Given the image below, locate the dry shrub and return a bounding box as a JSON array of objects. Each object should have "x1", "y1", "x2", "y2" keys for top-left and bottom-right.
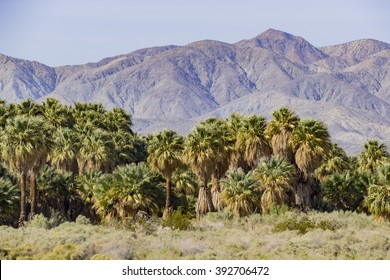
[{"x1": 1, "y1": 211, "x2": 389, "y2": 260}]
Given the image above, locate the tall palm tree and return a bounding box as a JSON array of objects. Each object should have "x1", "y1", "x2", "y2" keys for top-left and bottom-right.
[
  {"x1": 292, "y1": 119, "x2": 331, "y2": 179},
  {"x1": 147, "y1": 129, "x2": 184, "y2": 218},
  {"x1": 220, "y1": 168, "x2": 259, "y2": 217},
  {"x1": 0, "y1": 115, "x2": 52, "y2": 225},
  {"x1": 200, "y1": 118, "x2": 234, "y2": 211},
  {"x1": 234, "y1": 114, "x2": 271, "y2": 170},
  {"x1": 255, "y1": 156, "x2": 295, "y2": 213},
  {"x1": 183, "y1": 125, "x2": 222, "y2": 218},
  {"x1": 365, "y1": 164, "x2": 390, "y2": 221},
  {"x1": 291, "y1": 119, "x2": 330, "y2": 209},
  {"x1": 358, "y1": 139, "x2": 390, "y2": 173},
  {"x1": 265, "y1": 107, "x2": 300, "y2": 162}
]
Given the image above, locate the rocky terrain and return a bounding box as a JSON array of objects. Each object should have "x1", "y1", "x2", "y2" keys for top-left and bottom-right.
[{"x1": 1, "y1": 29, "x2": 390, "y2": 154}]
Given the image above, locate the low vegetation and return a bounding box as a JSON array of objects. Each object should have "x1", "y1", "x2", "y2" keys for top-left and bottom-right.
[{"x1": 0, "y1": 210, "x2": 389, "y2": 260}]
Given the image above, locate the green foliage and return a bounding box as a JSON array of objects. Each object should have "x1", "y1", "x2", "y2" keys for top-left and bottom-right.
[
  {"x1": 273, "y1": 216, "x2": 337, "y2": 234},
  {"x1": 232, "y1": 113, "x2": 271, "y2": 169},
  {"x1": 322, "y1": 171, "x2": 369, "y2": 211},
  {"x1": 0, "y1": 99, "x2": 389, "y2": 227},
  {"x1": 25, "y1": 213, "x2": 64, "y2": 229},
  {"x1": 90, "y1": 253, "x2": 111, "y2": 260},
  {"x1": 264, "y1": 203, "x2": 290, "y2": 216},
  {"x1": 365, "y1": 164, "x2": 390, "y2": 221},
  {"x1": 358, "y1": 139, "x2": 390, "y2": 173},
  {"x1": 0, "y1": 177, "x2": 19, "y2": 224},
  {"x1": 37, "y1": 165, "x2": 82, "y2": 220},
  {"x1": 292, "y1": 119, "x2": 331, "y2": 179},
  {"x1": 220, "y1": 169, "x2": 259, "y2": 217},
  {"x1": 0, "y1": 210, "x2": 389, "y2": 260},
  {"x1": 255, "y1": 156, "x2": 295, "y2": 213},
  {"x1": 93, "y1": 163, "x2": 165, "y2": 222},
  {"x1": 162, "y1": 209, "x2": 194, "y2": 230},
  {"x1": 75, "y1": 215, "x2": 91, "y2": 225}
]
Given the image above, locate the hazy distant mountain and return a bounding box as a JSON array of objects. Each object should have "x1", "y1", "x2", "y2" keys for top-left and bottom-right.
[{"x1": 1, "y1": 29, "x2": 390, "y2": 154}]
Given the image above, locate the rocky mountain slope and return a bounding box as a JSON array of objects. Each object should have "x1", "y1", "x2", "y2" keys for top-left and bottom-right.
[{"x1": 1, "y1": 29, "x2": 389, "y2": 154}]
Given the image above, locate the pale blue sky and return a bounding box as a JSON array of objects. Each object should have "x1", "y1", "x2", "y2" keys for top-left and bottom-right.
[{"x1": 0, "y1": 0, "x2": 389, "y2": 66}]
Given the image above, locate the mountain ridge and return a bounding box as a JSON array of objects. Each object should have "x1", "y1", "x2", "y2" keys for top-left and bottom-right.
[{"x1": 1, "y1": 29, "x2": 389, "y2": 154}]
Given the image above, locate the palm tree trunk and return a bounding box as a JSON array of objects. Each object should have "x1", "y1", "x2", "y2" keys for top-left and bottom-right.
[
  {"x1": 77, "y1": 158, "x2": 86, "y2": 175},
  {"x1": 18, "y1": 171, "x2": 27, "y2": 227},
  {"x1": 28, "y1": 171, "x2": 37, "y2": 220},
  {"x1": 211, "y1": 174, "x2": 222, "y2": 211},
  {"x1": 196, "y1": 180, "x2": 215, "y2": 219},
  {"x1": 163, "y1": 176, "x2": 173, "y2": 219},
  {"x1": 294, "y1": 182, "x2": 312, "y2": 209}
]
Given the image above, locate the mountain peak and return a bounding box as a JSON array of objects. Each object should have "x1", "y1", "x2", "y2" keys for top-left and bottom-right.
[
  {"x1": 242, "y1": 28, "x2": 328, "y2": 64},
  {"x1": 258, "y1": 28, "x2": 295, "y2": 40},
  {"x1": 320, "y1": 39, "x2": 390, "y2": 63}
]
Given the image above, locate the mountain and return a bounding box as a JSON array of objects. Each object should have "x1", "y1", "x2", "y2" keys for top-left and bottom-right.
[{"x1": 1, "y1": 29, "x2": 390, "y2": 154}]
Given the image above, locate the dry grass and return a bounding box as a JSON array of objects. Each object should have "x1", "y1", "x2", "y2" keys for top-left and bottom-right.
[{"x1": 0, "y1": 211, "x2": 389, "y2": 260}]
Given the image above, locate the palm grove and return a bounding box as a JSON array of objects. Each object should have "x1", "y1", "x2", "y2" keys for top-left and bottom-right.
[{"x1": 0, "y1": 99, "x2": 389, "y2": 227}]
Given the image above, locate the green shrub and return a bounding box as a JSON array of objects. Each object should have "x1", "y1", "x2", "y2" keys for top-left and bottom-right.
[
  {"x1": 90, "y1": 253, "x2": 111, "y2": 260},
  {"x1": 273, "y1": 216, "x2": 337, "y2": 234},
  {"x1": 162, "y1": 209, "x2": 194, "y2": 230},
  {"x1": 75, "y1": 215, "x2": 91, "y2": 225},
  {"x1": 26, "y1": 214, "x2": 51, "y2": 229},
  {"x1": 265, "y1": 203, "x2": 290, "y2": 216},
  {"x1": 37, "y1": 244, "x2": 81, "y2": 260},
  {"x1": 26, "y1": 212, "x2": 65, "y2": 229}
]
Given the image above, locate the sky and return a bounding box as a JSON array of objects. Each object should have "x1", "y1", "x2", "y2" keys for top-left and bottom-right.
[{"x1": 0, "y1": 0, "x2": 389, "y2": 67}]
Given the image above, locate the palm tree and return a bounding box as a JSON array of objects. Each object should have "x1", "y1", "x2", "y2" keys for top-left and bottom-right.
[
  {"x1": 358, "y1": 139, "x2": 390, "y2": 173},
  {"x1": 50, "y1": 127, "x2": 80, "y2": 174},
  {"x1": 183, "y1": 125, "x2": 221, "y2": 218},
  {"x1": 40, "y1": 98, "x2": 74, "y2": 128},
  {"x1": 322, "y1": 171, "x2": 368, "y2": 211},
  {"x1": 104, "y1": 107, "x2": 133, "y2": 133},
  {"x1": 172, "y1": 167, "x2": 199, "y2": 211},
  {"x1": 265, "y1": 107, "x2": 300, "y2": 162},
  {"x1": 76, "y1": 124, "x2": 115, "y2": 174},
  {"x1": 72, "y1": 102, "x2": 106, "y2": 129},
  {"x1": 75, "y1": 170, "x2": 104, "y2": 222},
  {"x1": 200, "y1": 118, "x2": 234, "y2": 211},
  {"x1": 315, "y1": 143, "x2": 350, "y2": 182},
  {"x1": 365, "y1": 164, "x2": 390, "y2": 221},
  {"x1": 37, "y1": 165, "x2": 79, "y2": 220},
  {"x1": 292, "y1": 119, "x2": 331, "y2": 179},
  {"x1": 228, "y1": 113, "x2": 248, "y2": 171},
  {"x1": 12, "y1": 98, "x2": 41, "y2": 117},
  {"x1": 147, "y1": 129, "x2": 184, "y2": 218},
  {"x1": 234, "y1": 113, "x2": 271, "y2": 171},
  {"x1": 220, "y1": 168, "x2": 259, "y2": 217},
  {"x1": 93, "y1": 163, "x2": 164, "y2": 222},
  {"x1": 0, "y1": 115, "x2": 52, "y2": 225},
  {"x1": 255, "y1": 156, "x2": 295, "y2": 213}
]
